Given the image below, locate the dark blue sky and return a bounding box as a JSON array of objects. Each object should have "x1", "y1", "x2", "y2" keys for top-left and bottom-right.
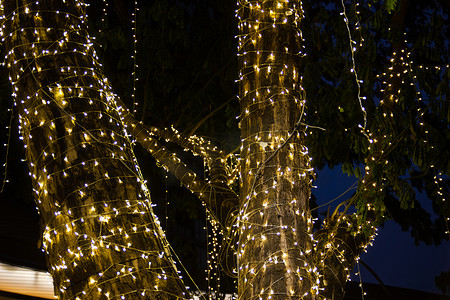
[{"x1": 314, "y1": 167, "x2": 450, "y2": 295}]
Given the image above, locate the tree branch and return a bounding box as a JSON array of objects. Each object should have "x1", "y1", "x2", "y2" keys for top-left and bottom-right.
[
  {"x1": 119, "y1": 108, "x2": 239, "y2": 229},
  {"x1": 147, "y1": 125, "x2": 225, "y2": 161}
]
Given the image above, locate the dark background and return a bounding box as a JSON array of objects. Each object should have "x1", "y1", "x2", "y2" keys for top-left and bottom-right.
[{"x1": 0, "y1": 0, "x2": 448, "y2": 297}]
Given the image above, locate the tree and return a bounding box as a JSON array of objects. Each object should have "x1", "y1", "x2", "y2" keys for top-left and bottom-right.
[
  {"x1": 0, "y1": 0, "x2": 188, "y2": 298},
  {"x1": 0, "y1": 0, "x2": 448, "y2": 299}
]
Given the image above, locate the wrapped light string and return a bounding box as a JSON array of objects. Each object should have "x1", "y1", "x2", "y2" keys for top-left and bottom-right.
[
  {"x1": 119, "y1": 110, "x2": 239, "y2": 229},
  {"x1": 117, "y1": 109, "x2": 242, "y2": 282},
  {"x1": 0, "y1": 0, "x2": 190, "y2": 298},
  {"x1": 137, "y1": 124, "x2": 235, "y2": 202},
  {"x1": 147, "y1": 125, "x2": 226, "y2": 164},
  {"x1": 236, "y1": 1, "x2": 325, "y2": 298},
  {"x1": 0, "y1": 0, "x2": 446, "y2": 299}
]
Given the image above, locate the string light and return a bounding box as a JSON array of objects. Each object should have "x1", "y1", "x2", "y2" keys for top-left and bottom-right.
[
  {"x1": 0, "y1": 0, "x2": 190, "y2": 298},
  {"x1": 0, "y1": 0, "x2": 446, "y2": 299},
  {"x1": 205, "y1": 211, "x2": 222, "y2": 299},
  {"x1": 118, "y1": 113, "x2": 239, "y2": 227},
  {"x1": 99, "y1": 0, "x2": 107, "y2": 38},
  {"x1": 236, "y1": 1, "x2": 324, "y2": 298},
  {"x1": 164, "y1": 170, "x2": 169, "y2": 231},
  {"x1": 0, "y1": 101, "x2": 14, "y2": 193},
  {"x1": 340, "y1": 0, "x2": 368, "y2": 138},
  {"x1": 131, "y1": 0, "x2": 138, "y2": 115},
  {"x1": 401, "y1": 46, "x2": 450, "y2": 240}
]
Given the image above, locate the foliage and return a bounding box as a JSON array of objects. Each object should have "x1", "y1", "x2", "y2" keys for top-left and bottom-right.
[
  {"x1": 88, "y1": 0, "x2": 239, "y2": 143},
  {"x1": 435, "y1": 269, "x2": 450, "y2": 295},
  {"x1": 0, "y1": 0, "x2": 448, "y2": 296},
  {"x1": 385, "y1": 0, "x2": 400, "y2": 13},
  {"x1": 301, "y1": 0, "x2": 449, "y2": 243}
]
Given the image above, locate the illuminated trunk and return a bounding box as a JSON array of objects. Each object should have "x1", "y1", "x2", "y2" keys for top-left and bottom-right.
[
  {"x1": 1, "y1": 0, "x2": 188, "y2": 298},
  {"x1": 237, "y1": 1, "x2": 319, "y2": 298}
]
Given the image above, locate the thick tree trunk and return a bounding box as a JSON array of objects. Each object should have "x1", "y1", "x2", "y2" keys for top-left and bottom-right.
[
  {"x1": 237, "y1": 1, "x2": 319, "y2": 298},
  {"x1": 1, "y1": 0, "x2": 188, "y2": 298}
]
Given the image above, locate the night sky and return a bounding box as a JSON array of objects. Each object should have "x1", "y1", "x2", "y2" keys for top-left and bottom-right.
[{"x1": 314, "y1": 167, "x2": 450, "y2": 295}]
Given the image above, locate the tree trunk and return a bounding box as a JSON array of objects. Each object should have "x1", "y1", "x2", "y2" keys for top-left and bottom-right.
[
  {"x1": 237, "y1": 1, "x2": 319, "y2": 298},
  {"x1": 1, "y1": 0, "x2": 188, "y2": 298}
]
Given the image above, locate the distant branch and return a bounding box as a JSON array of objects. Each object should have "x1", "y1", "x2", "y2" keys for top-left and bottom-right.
[
  {"x1": 119, "y1": 107, "x2": 239, "y2": 228},
  {"x1": 147, "y1": 125, "x2": 225, "y2": 161}
]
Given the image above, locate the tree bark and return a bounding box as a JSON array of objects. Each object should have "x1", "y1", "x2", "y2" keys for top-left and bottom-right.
[
  {"x1": 237, "y1": 1, "x2": 318, "y2": 298},
  {"x1": 119, "y1": 111, "x2": 239, "y2": 229},
  {"x1": 1, "y1": 0, "x2": 188, "y2": 298}
]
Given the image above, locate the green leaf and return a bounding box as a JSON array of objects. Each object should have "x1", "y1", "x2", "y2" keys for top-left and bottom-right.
[
  {"x1": 342, "y1": 162, "x2": 352, "y2": 176},
  {"x1": 354, "y1": 166, "x2": 362, "y2": 179},
  {"x1": 385, "y1": 0, "x2": 399, "y2": 14}
]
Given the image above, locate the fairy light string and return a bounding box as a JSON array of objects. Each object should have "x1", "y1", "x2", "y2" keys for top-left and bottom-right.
[
  {"x1": 340, "y1": 0, "x2": 368, "y2": 138},
  {"x1": 235, "y1": 0, "x2": 379, "y2": 298},
  {"x1": 404, "y1": 50, "x2": 450, "y2": 240},
  {"x1": 0, "y1": 1, "x2": 382, "y2": 298},
  {"x1": 0, "y1": 101, "x2": 15, "y2": 193},
  {"x1": 98, "y1": 0, "x2": 107, "y2": 40},
  {"x1": 338, "y1": 1, "x2": 373, "y2": 295},
  {"x1": 309, "y1": 2, "x2": 414, "y2": 297},
  {"x1": 0, "y1": 0, "x2": 446, "y2": 299},
  {"x1": 201, "y1": 158, "x2": 220, "y2": 298},
  {"x1": 337, "y1": 0, "x2": 449, "y2": 292},
  {"x1": 124, "y1": 121, "x2": 235, "y2": 204},
  {"x1": 0, "y1": 0, "x2": 191, "y2": 298},
  {"x1": 205, "y1": 211, "x2": 222, "y2": 298},
  {"x1": 119, "y1": 110, "x2": 239, "y2": 228},
  {"x1": 236, "y1": 0, "x2": 326, "y2": 298},
  {"x1": 131, "y1": 0, "x2": 138, "y2": 115}
]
